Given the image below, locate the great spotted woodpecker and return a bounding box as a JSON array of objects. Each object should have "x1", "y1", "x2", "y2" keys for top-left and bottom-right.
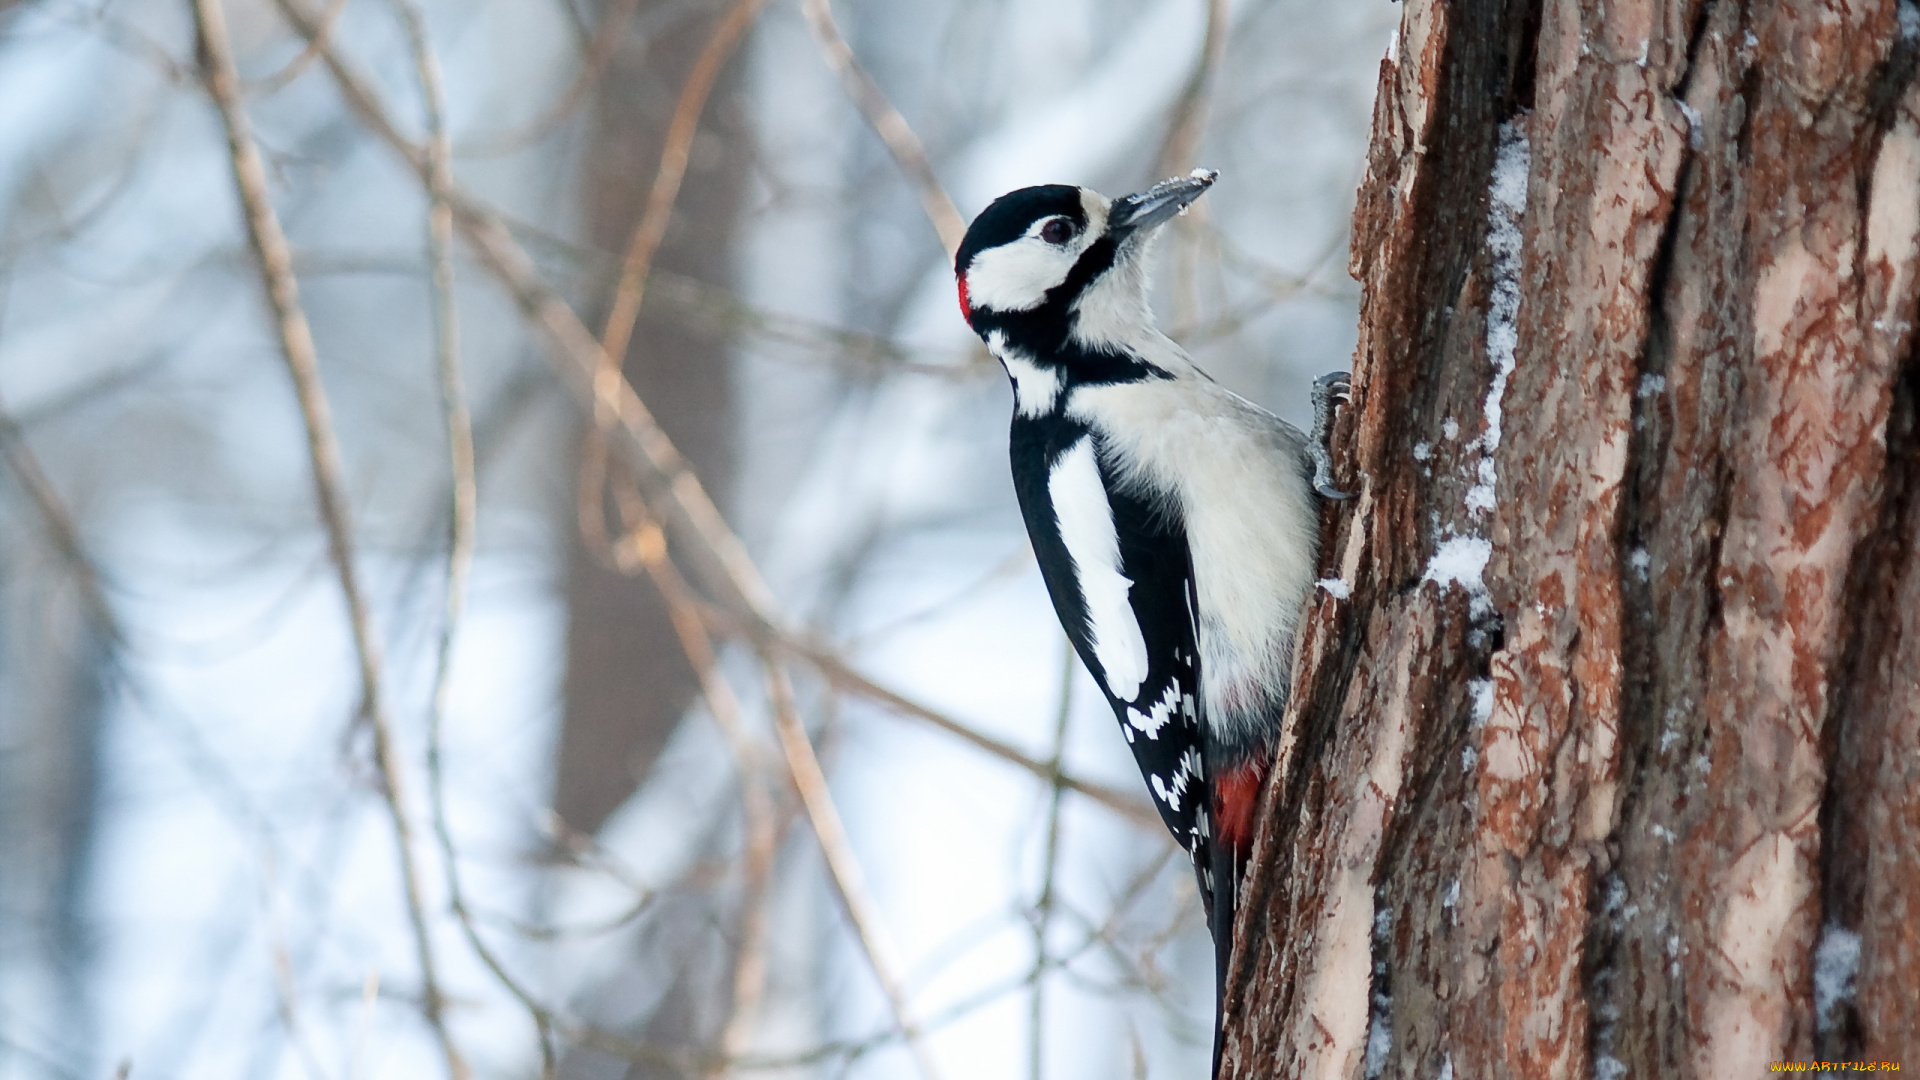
[{"x1": 954, "y1": 170, "x2": 1347, "y2": 1070}]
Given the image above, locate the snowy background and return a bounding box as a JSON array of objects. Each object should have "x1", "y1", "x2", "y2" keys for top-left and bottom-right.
[{"x1": 0, "y1": 0, "x2": 1392, "y2": 1077}]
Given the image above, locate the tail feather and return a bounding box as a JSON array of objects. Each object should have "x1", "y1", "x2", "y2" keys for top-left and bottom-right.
[
  {"x1": 1205, "y1": 834, "x2": 1240, "y2": 1078},
  {"x1": 1204, "y1": 753, "x2": 1267, "y2": 1078}
]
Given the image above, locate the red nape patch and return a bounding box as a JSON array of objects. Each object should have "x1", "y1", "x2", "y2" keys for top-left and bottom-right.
[
  {"x1": 1213, "y1": 758, "x2": 1270, "y2": 856},
  {"x1": 956, "y1": 276, "x2": 972, "y2": 326}
]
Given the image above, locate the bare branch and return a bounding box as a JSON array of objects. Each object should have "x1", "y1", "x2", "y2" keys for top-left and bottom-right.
[
  {"x1": 598, "y1": 0, "x2": 767, "y2": 373},
  {"x1": 1153, "y1": 0, "x2": 1228, "y2": 178},
  {"x1": 607, "y1": 514, "x2": 777, "y2": 1077},
  {"x1": 386, "y1": 3, "x2": 563, "y2": 1072},
  {"x1": 187, "y1": 2, "x2": 465, "y2": 1075},
  {"x1": 763, "y1": 660, "x2": 947, "y2": 1080},
  {"x1": 1027, "y1": 640, "x2": 1075, "y2": 1080},
  {"x1": 456, "y1": 0, "x2": 644, "y2": 157},
  {"x1": 248, "y1": 0, "x2": 350, "y2": 96},
  {"x1": 799, "y1": 0, "x2": 964, "y2": 257},
  {"x1": 766, "y1": 632, "x2": 1163, "y2": 832},
  {"x1": 0, "y1": 392, "x2": 119, "y2": 641}
]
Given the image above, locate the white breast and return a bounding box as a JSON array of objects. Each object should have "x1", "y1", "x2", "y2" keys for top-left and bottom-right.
[{"x1": 1066, "y1": 361, "x2": 1317, "y2": 742}]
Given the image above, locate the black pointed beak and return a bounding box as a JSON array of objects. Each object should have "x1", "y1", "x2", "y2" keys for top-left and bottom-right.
[{"x1": 1109, "y1": 168, "x2": 1218, "y2": 239}]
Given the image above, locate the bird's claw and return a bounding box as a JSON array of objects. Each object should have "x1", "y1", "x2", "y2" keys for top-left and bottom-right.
[{"x1": 1310, "y1": 372, "x2": 1354, "y2": 501}]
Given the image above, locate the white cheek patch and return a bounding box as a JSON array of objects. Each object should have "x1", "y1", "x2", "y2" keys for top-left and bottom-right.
[
  {"x1": 1050, "y1": 438, "x2": 1148, "y2": 702},
  {"x1": 965, "y1": 238, "x2": 1074, "y2": 313}
]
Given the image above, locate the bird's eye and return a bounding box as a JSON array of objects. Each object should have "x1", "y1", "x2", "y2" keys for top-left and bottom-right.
[{"x1": 1040, "y1": 218, "x2": 1076, "y2": 244}]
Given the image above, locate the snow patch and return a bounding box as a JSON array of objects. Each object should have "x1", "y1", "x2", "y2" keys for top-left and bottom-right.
[
  {"x1": 1813, "y1": 924, "x2": 1862, "y2": 1033},
  {"x1": 1901, "y1": 1, "x2": 1920, "y2": 41},
  {"x1": 1638, "y1": 373, "x2": 1667, "y2": 398},
  {"x1": 1468, "y1": 677, "x2": 1494, "y2": 727},
  {"x1": 1364, "y1": 1005, "x2": 1393, "y2": 1078},
  {"x1": 1425, "y1": 537, "x2": 1493, "y2": 617},
  {"x1": 1412, "y1": 440, "x2": 1430, "y2": 461},
  {"x1": 1365, "y1": 905, "x2": 1394, "y2": 1079},
  {"x1": 1596, "y1": 1054, "x2": 1629, "y2": 1080},
  {"x1": 1676, "y1": 100, "x2": 1703, "y2": 150},
  {"x1": 1317, "y1": 577, "x2": 1351, "y2": 600},
  {"x1": 1481, "y1": 119, "x2": 1528, "y2": 461}
]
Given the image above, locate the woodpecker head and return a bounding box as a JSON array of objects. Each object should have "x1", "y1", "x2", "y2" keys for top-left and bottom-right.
[{"x1": 954, "y1": 170, "x2": 1217, "y2": 355}]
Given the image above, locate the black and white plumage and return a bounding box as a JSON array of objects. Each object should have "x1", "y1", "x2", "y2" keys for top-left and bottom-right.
[{"x1": 955, "y1": 171, "x2": 1345, "y2": 1071}]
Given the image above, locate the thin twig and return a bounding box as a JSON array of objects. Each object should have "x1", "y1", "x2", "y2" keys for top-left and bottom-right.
[
  {"x1": 248, "y1": 0, "x2": 351, "y2": 95},
  {"x1": 388, "y1": 3, "x2": 561, "y2": 1072},
  {"x1": 598, "y1": 0, "x2": 767, "y2": 373},
  {"x1": 188, "y1": 2, "x2": 465, "y2": 1076},
  {"x1": 456, "y1": 0, "x2": 643, "y2": 157},
  {"x1": 762, "y1": 661, "x2": 947, "y2": 1080},
  {"x1": 0, "y1": 393, "x2": 119, "y2": 641},
  {"x1": 580, "y1": 0, "x2": 768, "y2": 593},
  {"x1": 607, "y1": 508, "x2": 777, "y2": 1077},
  {"x1": 1153, "y1": 0, "x2": 1228, "y2": 178},
  {"x1": 767, "y1": 631, "x2": 1161, "y2": 831},
  {"x1": 1160, "y1": 0, "x2": 1228, "y2": 330},
  {"x1": 799, "y1": 0, "x2": 963, "y2": 257},
  {"x1": 1027, "y1": 638, "x2": 1076, "y2": 1080}
]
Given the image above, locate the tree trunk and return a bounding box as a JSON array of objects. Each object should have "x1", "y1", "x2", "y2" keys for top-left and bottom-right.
[
  {"x1": 555, "y1": 0, "x2": 750, "y2": 836},
  {"x1": 1221, "y1": 2, "x2": 1920, "y2": 1077}
]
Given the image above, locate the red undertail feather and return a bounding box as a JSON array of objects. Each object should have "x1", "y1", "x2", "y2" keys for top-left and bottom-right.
[{"x1": 1213, "y1": 757, "x2": 1269, "y2": 857}]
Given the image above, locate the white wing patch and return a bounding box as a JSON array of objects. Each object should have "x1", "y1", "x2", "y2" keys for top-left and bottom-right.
[{"x1": 1049, "y1": 438, "x2": 1148, "y2": 702}]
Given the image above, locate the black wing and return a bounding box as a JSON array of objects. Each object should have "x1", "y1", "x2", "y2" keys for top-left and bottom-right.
[{"x1": 1009, "y1": 420, "x2": 1211, "y2": 880}]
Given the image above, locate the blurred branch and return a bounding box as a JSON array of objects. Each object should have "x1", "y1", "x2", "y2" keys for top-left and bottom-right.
[
  {"x1": 598, "y1": 0, "x2": 766, "y2": 372},
  {"x1": 763, "y1": 630, "x2": 1163, "y2": 832},
  {"x1": 187, "y1": 3, "x2": 466, "y2": 1077},
  {"x1": 607, "y1": 511, "x2": 777, "y2": 1077},
  {"x1": 385, "y1": 0, "x2": 568, "y2": 1075},
  {"x1": 249, "y1": 0, "x2": 349, "y2": 95},
  {"x1": 457, "y1": 0, "x2": 644, "y2": 156},
  {"x1": 763, "y1": 661, "x2": 946, "y2": 1080},
  {"x1": 1027, "y1": 639, "x2": 1075, "y2": 1080},
  {"x1": 0, "y1": 393, "x2": 119, "y2": 640},
  {"x1": 1154, "y1": 0, "x2": 1228, "y2": 177},
  {"x1": 579, "y1": 0, "x2": 767, "y2": 611},
  {"x1": 799, "y1": 0, "x2": 964, "y2": 257}
]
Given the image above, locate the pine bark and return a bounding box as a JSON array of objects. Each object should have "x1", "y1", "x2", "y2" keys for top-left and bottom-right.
[{"x1": 1221, "y1": 2, "x2": 1920, "y2": 1076}]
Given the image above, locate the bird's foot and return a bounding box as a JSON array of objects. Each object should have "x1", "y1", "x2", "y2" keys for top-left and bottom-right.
[{"x1": 1309, "y1": 371, "x2": 1353, "y2": 501}]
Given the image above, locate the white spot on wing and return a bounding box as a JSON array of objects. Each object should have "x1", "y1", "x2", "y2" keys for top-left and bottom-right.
[
  {"x1": 1051, "y1": 438, "x2": 1148, "y2": 701},
  {"x1": 1149, "y1": 772, "x2": 1186, "y2": 812},
  {"x1": 1128, "y1": 682, "x2": 1181, "y2": 739}
]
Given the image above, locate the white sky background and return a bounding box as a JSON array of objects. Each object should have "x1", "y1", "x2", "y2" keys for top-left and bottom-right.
[{"x1": 0, "y1": 1, "x2": 1394, "y2": 1077}]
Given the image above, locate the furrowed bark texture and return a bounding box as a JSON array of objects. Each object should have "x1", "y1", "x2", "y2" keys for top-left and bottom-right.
[{"x1": 1221, "y1": 2, "x2": 1920, "y2": 1077}]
